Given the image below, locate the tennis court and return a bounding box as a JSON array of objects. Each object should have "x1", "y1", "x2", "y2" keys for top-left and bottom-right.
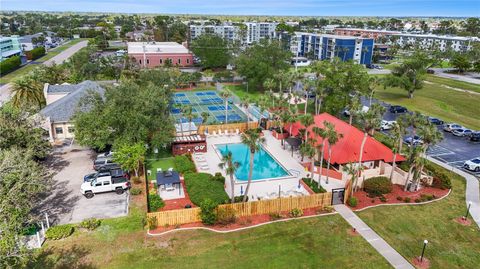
[{"x1": 171, "y1": 90, "x2": 247, "y2": 124}]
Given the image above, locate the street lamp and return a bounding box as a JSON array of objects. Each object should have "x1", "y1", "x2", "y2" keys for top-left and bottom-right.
[
  {"x1": 420, "y1": 239, "x2": 428, "y2": 263},
  {"x1": 463, "y1": 201, "x2": 472, "y2": 220}
]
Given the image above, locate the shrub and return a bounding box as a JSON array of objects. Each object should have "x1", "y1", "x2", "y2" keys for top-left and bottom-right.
[
  {"x1": 301, "y1": 178, "x2": 326, "y2": 193},
  {"x1": 216, "y1": 207, "x2": 236, "y2": 225},
  {"x1": 26, "y1": 47, "x2": 46, "y2": 60},
  {"x1": 404, "y1": 197, "x2": 411, "y2": 203},
  {"x1": 148, "y1": 194, "x2": 165, "y2": 212},
  {"x1": 184, "y1": 172, "x2": 229, "y2": 206},
  {"x1": 379, "y1": 196, "x2": 387, "y2": 202},
  {"x1": 147, "y1": 216, "x2": 157, "y2": 230},
  {"x1": 200, "y1": 199, "x2": 217, "y2": 225},
  {"x1": 348, "y1": 197, "x2": 358, "y2": 207},
  {"x1": 0, "y1": 55, "x2": 21, "y2": 74},
  {"x1": 290, "y1": 208, "x2": 303, "y2": 218},
  {"x1": 420, "y1": 194, "x2": 434, "y2": 202},
  {"x1": 45, "y1": 224, "x2": 74, "y2": 240},
  {"x1": 130, "y1": 188, "x2": 142, "y2": 195},
  {"x1": 363, "y1": 176, "x2": 393, "y2": 197},
  {"x1": 173, "y1": 154, "x2": 196, "y2": 174},
  {"x1": 424, "y1": 161, "x2": 452, "y2": 189},
  {"x1": 414, "y1": 198, "x2": 421, "y2": 203},
  {"x1": 234, "y1": 195, "x2": 248, "y2": 203},
  {"x1": 396, "y1": 196, "x2": 403, "y2": 201},
  {"x1": 269, "y1": 212, "x2": 282, "y2": 220},
  {"x1": 323, "y1": 206, "x2": 335, "y2": 213},
  {"x1": 78, "y1": 218, "x2": 101, "y2": 230},
  {"x1": 212, "y1": 172, "x2": 226, "y2": 184}
]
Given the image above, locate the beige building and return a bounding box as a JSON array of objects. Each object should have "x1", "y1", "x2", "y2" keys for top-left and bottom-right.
[{"x1": 39, "y1": 81, "x2": 104, "y2": 142}]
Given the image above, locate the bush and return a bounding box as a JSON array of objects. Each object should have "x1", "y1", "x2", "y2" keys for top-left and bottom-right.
[
  {"x1": 363, "y1": 176, "x2": 393, "y2": 197},
  {"x1": 26, "y1": 47, "x2": 46, "y2": 60},
  {"x1": 290, "y1": 208, "x2": 303, "y2": 218},
  {"x1": 184, "y1": 172, "x2": 229, "y2": 206},
  {"x1": 130, "y1": 188, "x2": 142, "y2": 195},
  {"x1": 213, "y1": 70, "x2": 234, "y2": 82},
  {"x1": 323, "y1": 206, "x2": 335, "y2": 213},
  {"x1": 348, "y1": 197, "x2": 358, "y2": 207},
  {"x1": 404, "y1": 197, "x2": 411, "y2": 203},
  {"x1": 420, "y1": 194, "x2": 434, "y2": 202},
  {"x1": 0, "y1": 55, "x2": 21, "y2": 74},
  {"x1": 216, "y1": 207, "x2": 236, "y2": 225},
  {"x1": 147, "y1": 216, "x2": 157, "y2": 230},
  {"x1": 78, "y1": 218, "x2": 101, "y2": 230},
  {"x1": 414, "y1": 198, "x2": 421, "y2": 203},
  {"x1": 301, "y1": 178, "x2": 326, "y2": 193},
  {"x1": 269, "y1": 212, "x2": 282, "y2": 220},
  {"x1": 396, "y1": 196, "x2": 403, "y2": 201},
  {"x1": 379, "y1": 196, "x2": 387, "y2": 202},
  {"x1": 45, "y1": 224, "x2": 74, "y2": 240},
  {"x1": 212, "y1": 172, "x2": 226, "y2": 184},
  {"x1": 148, "y1": 194, "x2": 165, "y2": 212},
  {"x1": 173, "y1": 154, "x2": 196, "y2": 174},
  {"x1": 234, "y1": 195, "x2": 248, "y2": 203},
  {"x1": 200, "y1": 199, "x2": 218, "y2": 225},
  {"x1": 424, "y1": 161, "x2": 452, "y2": 189}
]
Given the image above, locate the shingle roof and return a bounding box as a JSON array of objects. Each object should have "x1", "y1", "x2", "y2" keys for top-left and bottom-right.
[
  {"x1": 46, "y1": 83, "x2": 79, "y2": 94},
  {"x1": 288, "y1": 113, "x2": 405, "y2": 165},
  {"x1": 40, "y1": 81, "x2": 104, "y2": 122}
]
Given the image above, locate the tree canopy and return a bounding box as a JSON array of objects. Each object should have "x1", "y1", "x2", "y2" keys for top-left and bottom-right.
[{"x1": 190, "y1": 34, "x2": 232, "y2": 69}]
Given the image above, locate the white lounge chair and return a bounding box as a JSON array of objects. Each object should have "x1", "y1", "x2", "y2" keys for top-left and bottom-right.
[
  {"x1": 224, "y1": 129, "x2": 229, "y2": 136},
  {"x1": 157, "y1": 168, "x2": 162, "y2": 172},
  {"x1": 147, "y1": 170, "x2": 151, "y2": 176},
  {"x1": 168, "y1": 167, "x2": 173, "y2": 171},
  {"x1": 218, "y1": 130, "x2": 223, "y2": 136},
  {"x1": 212, "y1": 131, "x2": 217, "y2": 137},
  {"x1": 235, "y1": 129, "x2": 240, "y2": 135}
]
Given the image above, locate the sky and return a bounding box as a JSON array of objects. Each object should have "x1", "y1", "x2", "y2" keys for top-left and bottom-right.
[{"x1": 1, "y1": 0, "x2": 479, "y2": 17}]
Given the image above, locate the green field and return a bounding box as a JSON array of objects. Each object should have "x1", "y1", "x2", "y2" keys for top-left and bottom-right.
[
  {"x1": 145, "y1": 158, "x2": 175, "y2": 181},
  {"x1": 375, "y1": 81, "x2": 480, "y2": 130},
  {"x1": 424, "y1": 75, "x2": 480, "y2": 93},
  {"x1": 224, "y1": 84, "x2": 264, "y2": 102},
  {"x1": 0, "y1": 39, "x2": 86, "y2": 84},
  {"x1": 358, "y1": 164, "x2": 480, "y2": 269}
]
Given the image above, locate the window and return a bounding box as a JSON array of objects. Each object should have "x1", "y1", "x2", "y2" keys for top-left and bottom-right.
[
  {"x1": 103, "y1": 181, "x2": 110, "y2": 186},
  {"x1": 95, "y1": 182, "x2": 102, "y2": 187},
  {"x1": 55, "y1": 127, "x2": 63, "y2": 134},
  {"x1": 160, "y1": 58, "x2": 163, "y2": 64},
  {"x1": 186, "y1": 58, "x2": 190, "y2": 64},
  {"x1": 177, "y1": 58, "x2": 181, "y2": 64},
  {"x1": 139, "y1": 59, "x2": 142, "y2": 64},
  {"x1": 68, "y1": 126, "x2": 75, "y2": 133}
]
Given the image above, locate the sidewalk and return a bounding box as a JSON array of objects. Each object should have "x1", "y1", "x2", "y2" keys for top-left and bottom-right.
[
  {"x1": 427, "y1": 157, "x2": 480, "y2": 227},
  {"x1": 334, "y1": 204, "x2": 414, "y2": 269}
]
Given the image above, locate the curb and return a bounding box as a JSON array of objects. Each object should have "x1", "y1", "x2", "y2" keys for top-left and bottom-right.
[
  {"x1": 147, "y1": 212, "x2": 338, "y2": 236},
  {"x1": 352, "y1": 189, "x2": 452, "y2": 212}
]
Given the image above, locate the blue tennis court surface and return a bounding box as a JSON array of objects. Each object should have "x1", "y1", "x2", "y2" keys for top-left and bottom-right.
[{"x1": 171, "y1": 90, "x2": 247, "y2": 124}]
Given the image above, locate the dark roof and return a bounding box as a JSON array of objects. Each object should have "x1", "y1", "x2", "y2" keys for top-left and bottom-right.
[
  {"x1": 46, "y1": 83, "x2": 81, "y2": 94},
  {"x1": 156, "y1": 171, "x2": 181, "y2": 185},
  {"x1": 40, "y1": 81, "x2": 104, "y2": 122},
  {"x1": 20, "y1": 31, "x2": 56, "y2": 43}
]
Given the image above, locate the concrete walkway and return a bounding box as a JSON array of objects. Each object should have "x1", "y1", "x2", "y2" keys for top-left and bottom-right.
[
  {"x1": 427, "y1": 157, "x2": 480, "y2": 227},
  {"x1": 334, "y1": 204, "x2": 415, "y2": 269}
]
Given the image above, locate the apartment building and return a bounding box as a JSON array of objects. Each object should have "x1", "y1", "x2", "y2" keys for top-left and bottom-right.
[
  {"x1": 334, "y1": 28, "x2": 401, "y2": 40},
  {"x1": 244, "y1": 22, "x2": 279, "y2": 44},
  {"x1": 0, "y1": 35, "x2": 22, "y2": 61},
  {"x1": 388, "y1": 33, "x2": 477, "y2": 52},
  {"x1": 189, "y1": 25, "x2": 241, "y2": 43},
  {"x1": 292, "y1": 32, "x2": 374, "y2": 65},
  {"x1": 127, "y1": 42, "x2": 194, "y2": 68}
]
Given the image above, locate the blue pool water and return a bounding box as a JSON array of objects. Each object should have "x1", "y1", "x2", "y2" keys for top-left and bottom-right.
[{"x1": 216, "y1": 143, "x2": 289, "y2": 181}]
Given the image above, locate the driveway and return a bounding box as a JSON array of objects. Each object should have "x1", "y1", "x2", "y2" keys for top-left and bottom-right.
[
  {"x1": 431, "y1": 68, "x2": 480, "y2": 85},
  {"x1": 35, "y1": 143, "x2": 129, "y2": 225}
]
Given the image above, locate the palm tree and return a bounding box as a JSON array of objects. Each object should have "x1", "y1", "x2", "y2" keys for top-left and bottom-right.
[
  {"x1": 286, "y1": 106, "x2": 298, "y2": 136},
  {"x1": 312, "y1": 125, "x2": 327, "y2": 184},
  {"x1": 389, "y1": 121, "x2": 407, "y2": 182},
  {"x1": 346, "y1": 95, "x2": 362, "y2": 125},
  {"x1": 404, "y1": 146, "x2": 423, "y2": 191},
  {"x1": 405, "y1": 112, "x2": 426, "y2": 148},
  {"x1": 220, "y1": 89, "x2": 231, "y2": 124},
  {"x1": 279, "y1": 111, "x2": 290, "y2": 147},
  {"x1": 263, "y1": 78, "x2": 276, "y2": 106},
  {"x1": 356, "y1": 103, "x2": 385, "y2": 191},
  {"x1": 325, "y1": 122, "x2": 343, "y2": 184},
  {"x1": 302, "y1": 78, "x2": 314, "y2": 114},
  {"x1": 301, "y1": 142, "x2": 316, "y2": 181},
  {"x1": 299, "y1": 114, "x2": 314, "y2": 143},
  {"x1": 343, "y1": 162, "x2": 364, "y2": 196},
  {"x1": 218, "y1": 151, "x2": 240, "y2": 203},
  {"x1": 241, "y1": 128, "x2": 266, "y2": 202},
  {"x1": 314, "y1": 83, "x2": 326, "y2": 115},
  {"x1": 182, "y1": 105, "x2": 194, "y2": 134},
  {"x1": 200, "y1": 112, "x2": 209, "y2": 127},
  {"x1": 341, "y1": 47, "x2": 350, "y2": 61},
  {"x1": 241, "y1": 97, "x2": 251, "y2": 129},
  {"x1": 11, "y1": 75, "x2": 44, "y2": 108}
]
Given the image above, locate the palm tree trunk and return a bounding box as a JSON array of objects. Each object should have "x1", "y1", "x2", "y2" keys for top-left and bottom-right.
[
  {"x1": 349, "y1": 114, "x2": 353, "y2": 125},
  {"x1": 314, "y1": 96, "x2": 318, "y2": 115},
  {"x1": 310, "y1": 156, "x2": 315, "y2": 181},
  {"x1": 319, "y1": 140, "x2": 326, "y2": 184},
  {"x1": 404, "y1": 165, "x2": 415, "y2": 191},
  {"x1": 243, "y1": 151, "x2": 254, "y2": 202},
  {"x1": 230, "y1": 175, "x2": 235, "y2": 203},
  {"x1": 317, "y1": 99, "x2": 323, "y2": 115},
  {"x1": 304, "y1": 95, "x2": 308, "y2": 114},
  {"x1": 356, "y1": 132, "x2": 368, "y2": 191},
  {"x1": 225, "y1": 100, "x2": 228, "y2": 124},
  {"x1": 326, "y1": 144, "x2": 332, "y2": 184},
  {"x1": 389, "y1": 150, "x2": 397, "y2": 182}
]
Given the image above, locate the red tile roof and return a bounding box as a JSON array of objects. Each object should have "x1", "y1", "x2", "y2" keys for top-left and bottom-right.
[{"x1": 287, "y1": 113, "x2": 405, "y2": 165}]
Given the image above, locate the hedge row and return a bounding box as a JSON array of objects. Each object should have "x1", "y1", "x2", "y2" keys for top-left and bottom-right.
[
  {"x1": 26, "y1": 47, "x2": 46, "y2": 60},
  {"x1": 0, "y1": 55, "x2": 21, "y2": 74},
  {"x1": 173, "y1": 155, "x2": 196, "y2": 174},
  {"x1": 363, "y1": 176, "x2": 393, "y2": 196},
  {"x1": 184, "y1": 172, "x2": 229, "y2": 206}
]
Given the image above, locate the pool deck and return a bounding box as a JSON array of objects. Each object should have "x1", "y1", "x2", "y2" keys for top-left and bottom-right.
[{"x1": 193, "y1": 130, "x2": 346, "y2": 200}]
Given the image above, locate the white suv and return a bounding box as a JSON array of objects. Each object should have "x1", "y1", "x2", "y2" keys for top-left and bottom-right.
[
  {"x1": 443, "y1": 123, "x2": 463, "y2": 132},
  {"x1": 464, "y1": 158, "x2": 480, "y2": 172}
]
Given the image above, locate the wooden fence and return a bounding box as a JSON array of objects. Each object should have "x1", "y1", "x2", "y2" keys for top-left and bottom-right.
[
  {"x1": 197, "y1": 121, "x2": 259, "y2": 135},
  {"x1": 147, "y1": 192, "x2": 332, "y2": 226}
]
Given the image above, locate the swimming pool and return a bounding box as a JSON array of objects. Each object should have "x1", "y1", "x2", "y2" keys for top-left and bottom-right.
[{"x1": 216, "y1": 143, "x2": 290, "y2": 181}]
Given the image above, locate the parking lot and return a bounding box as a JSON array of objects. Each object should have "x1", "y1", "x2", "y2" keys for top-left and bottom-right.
[
  {"x1": 360, "y1": 96, "x2": 480, "y2": 178},
  {"x1": 35, "y1": 144, "x2": 129, "y2": 225}
]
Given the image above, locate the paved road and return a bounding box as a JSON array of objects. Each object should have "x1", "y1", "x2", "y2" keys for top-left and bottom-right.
[
  {"x1": 334, "y1": 204, "x2": 415, "y2": 269},
  {"x1": 0, "y1": 40, "x2": 88, "y2": 106},
  {"x1": 431, "y1": 68, "x2": 480, "y2": 85}
]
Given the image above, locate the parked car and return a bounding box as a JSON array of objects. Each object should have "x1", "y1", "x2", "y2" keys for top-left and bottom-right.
[
  {"x1": 343, "y1": 105, "x2": 369, "y2": 116},
  {"x1": 93, "y1": 158, "x2": 116, "y2": 171},
  {"x1": 426, "y1": 69, "x2": 435, "y2": 74},
  {"x1": 403, "y1": 135, "x2": 423, "y2": 146},
  {"x1": 427, "y1": 117, "x2": 444, "y2": 125},
  {"x1": 470, "y1": 132, "x2": 480, "y2": 142},
  {"x1": 84, "y1": 167, "x2": 128, "y2": 182},
  {"x1": 443, "y1": 123, "x2": 463, "y2": 132},
  {"x1": 389, "y1": 105, "x2": 408, "y2": 113},
  {"x1": 380, "y1": 120, "x2": 396, "y2": 130},
  {"x1": 97, "y1": 151, "x2": 115, "y2": 159},
  {"x1": 452, "y1": 128, "x2": 473, "y2": 137},
  {"x1": 463, "y1": 158, "x2": 480, "y2": 172},
  {"x1": 81, "y1": 177, "x2": 130, "y2": 199}
]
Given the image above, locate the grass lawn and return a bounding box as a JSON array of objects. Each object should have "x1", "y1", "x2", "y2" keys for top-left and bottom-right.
[
  {"x1": 0, "y1": 39, "x2": 87, "y2": 84},
  {"x1": 29, "y1": 210, "x2": 391, "y2": 268},
  {"x1": 357, "y1": 166, "x2": 480, "y2": 269},
  {"x1": 375, "y1": 82, "x2": 480, "y2": 130},
  {"x1": 224, "y1": 84, "x2": 264, "y2": 102},
  {"x1": 145, "y1": 158, "x2": 175, "y2": 181},
  {"x1": 424, "y1": 75, "x2": 480, "y2": 93}
]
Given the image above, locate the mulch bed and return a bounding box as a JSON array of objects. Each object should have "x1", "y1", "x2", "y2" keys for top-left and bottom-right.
[
  {"x1": 454, "y1": 217, "x2": 472, "y2": 226},
  {"x1": 412, "y1": 257, "x2": 431, "y2": 269},
  {"x1": 149, "y1": 207, "x2": 330, "y2": 234},
  {"x1": 159, "y1": 180, "x2": 196, "y2": 211},
  {"x1": 349, "y1": 184, "x2": 449, "y2": 210}
]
